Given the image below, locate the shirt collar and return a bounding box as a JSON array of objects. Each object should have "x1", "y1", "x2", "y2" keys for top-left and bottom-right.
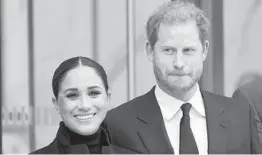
[
  {"x1": 188, "y1": 85, "x2": 206, "y2": 117},
  {"x1": 155, "y1": 84, "x2": 205, "y2": 121}
]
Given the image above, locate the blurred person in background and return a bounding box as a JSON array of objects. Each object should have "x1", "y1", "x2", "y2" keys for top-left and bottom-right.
[
  {"x1": 31, "y1": 56, "x2": 134, "y2": 154},
  {"x1": 232, "y1": 72, "x2": 262, "y2": 141},
  {"x1": 106, "y1": 0, "x2": 262, "y2": 154},
  {"x1": 2, "y1": 133, "x2": 29, "y2": 153}
]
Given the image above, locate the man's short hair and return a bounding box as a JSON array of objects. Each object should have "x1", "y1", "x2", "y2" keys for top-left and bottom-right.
[{"x1": 146, "y1": 0, "x2": 210, "y2": 48}]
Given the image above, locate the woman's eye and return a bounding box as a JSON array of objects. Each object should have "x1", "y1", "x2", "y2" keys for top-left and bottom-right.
[
  {"x1": 163, "y1": 49, "x2": 174, "y2": 55},
  {"x1": 89, "y1": 91, "x2": 101, "y2": 97},
  {"x1": 66, "y1": 93, "x2": 78, "y2": 99}
]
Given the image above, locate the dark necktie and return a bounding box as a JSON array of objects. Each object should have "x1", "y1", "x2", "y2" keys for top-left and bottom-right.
[{"x1": 179, "y1": 103, "x2": 199, "y2": 154}]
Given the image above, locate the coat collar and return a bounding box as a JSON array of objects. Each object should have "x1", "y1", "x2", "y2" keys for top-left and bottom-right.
[{"x1": 56, "y1": 121, "x2": 111, "y2": 153}]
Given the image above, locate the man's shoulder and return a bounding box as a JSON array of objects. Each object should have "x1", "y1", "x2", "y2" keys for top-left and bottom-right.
[
  {"x1": 106, "y1": 87, "x2": 155, "y2": 124},
  {"x1": 201, "y1": 90, "x2": 234, "y2": 104},
  {"x1": 109, "y1": 87, "x2": 155, "y2": 113},
  {"x1": 202, "y1": 90, "x2": 251, "y2": 122},
  {"x1": 201, "y1": 90, "x2": 250, "y2": 112}
]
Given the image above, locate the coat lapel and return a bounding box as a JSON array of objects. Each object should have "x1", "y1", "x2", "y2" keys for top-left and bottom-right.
[
  {"x1": 201, "y1": 90, "x2": 229, "y2": 154},
  {"x1": 57, "y1": 121, "x2": 112, "y2": 154},
  {"x1": 136, "y1": 87, "x2": 174, "y2": 154},
  {"x1": 102, "y1": 145, "x2": 140, "y2": 154},
  {"x1": 63, "y1": 144, "x2": 90, "y2": 154},
  {"x1": 102, "y1": 145, "x2": 112, "y2": 154}
]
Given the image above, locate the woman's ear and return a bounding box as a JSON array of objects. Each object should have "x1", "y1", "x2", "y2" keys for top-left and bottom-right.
[
  {"x1": 107, "y1": 88, "x2": 111, "y2": 100},
  {"x1": 106, "y1": 87, "x2": 112, "y2": 110},
  {"x1": 52, "y1": 97, "x2": 60, "y2": 114}
]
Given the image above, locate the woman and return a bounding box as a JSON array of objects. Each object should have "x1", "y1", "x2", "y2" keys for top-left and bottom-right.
[{"x1": 31, "y1": 56, "x2": 131, "y2": 154}]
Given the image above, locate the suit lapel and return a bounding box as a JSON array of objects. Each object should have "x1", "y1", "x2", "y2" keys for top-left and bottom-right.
[
  {"x1": 201, "y1": 90, "x2": 229, "y2": 154},
  {"x1": 136, "y1": 87, "x2": 174, "y2": 154}
]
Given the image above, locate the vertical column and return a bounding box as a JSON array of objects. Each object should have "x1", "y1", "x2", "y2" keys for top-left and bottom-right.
[
  {"x1": 92, "y1": 0, "x2": 98, "y2": 61},
  {"x1": 211, "y1": 0, "x2": 224, "y2": 95},
  {"x1": 1, "y1": 0, "x2": 30, "y2": 153},
  {"x1": 27, "y1": 0, "x2": 35, "y2": 151},
  {"x1": 0, "y1": 0, "x2": 2, "y2": 152},
  {"x1": 199, "y1": 0, "x2": 224, "y2": 95},
  {"x1": 199, "y1": 0, "x2": 214, "y2": 93},
  {"x1": 126, "y1": 0, "x2": 136, "y2": 100}
]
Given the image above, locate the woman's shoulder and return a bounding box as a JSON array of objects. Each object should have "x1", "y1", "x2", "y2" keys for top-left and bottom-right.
[{"x1": 103, "y1": 144, "x2": 139, "y2": 154}]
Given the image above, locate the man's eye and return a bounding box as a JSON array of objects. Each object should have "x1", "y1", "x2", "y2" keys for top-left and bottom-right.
[
  {"x1": 184, "y1": 48, "x2": 194, "y2": 53},
  {"x1": 89, "y1": 91, "x2": 101, "y2": 97}
]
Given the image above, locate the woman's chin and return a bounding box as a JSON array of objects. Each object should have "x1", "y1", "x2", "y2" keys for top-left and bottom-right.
[{"x1": 75, "y1": 125, "x2": 100, "y2": 136}]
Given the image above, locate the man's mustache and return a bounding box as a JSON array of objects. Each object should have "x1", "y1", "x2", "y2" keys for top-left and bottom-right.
[{"x1": 168, "y1": 72, "x2": 189, "y2": 76}]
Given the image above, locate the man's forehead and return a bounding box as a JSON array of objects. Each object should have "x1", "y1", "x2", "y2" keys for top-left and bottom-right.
[{"x1": 159, "y1": 20, "x2": 198, "y2": 31}]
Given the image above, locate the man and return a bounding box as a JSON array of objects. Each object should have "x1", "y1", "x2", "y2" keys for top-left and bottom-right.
[
  {"x1": 233, "y1": 72, "x2": 262, "y2": 122},
  {"x1": 106, "y1": 1, "x2": 262, "y2": 154},
  {"x1": 232, "y1": 73, "x2": 262, "y2": 141}
]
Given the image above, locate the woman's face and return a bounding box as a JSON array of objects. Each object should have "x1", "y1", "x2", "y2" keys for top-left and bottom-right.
[{"x1": 53, "y1": 66, "x2": 110, "y2": 135}]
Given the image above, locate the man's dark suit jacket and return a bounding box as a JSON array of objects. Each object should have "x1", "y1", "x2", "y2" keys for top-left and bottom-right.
[{"x1": 106, "y1": 87, "x2": 262, "y2": 154}]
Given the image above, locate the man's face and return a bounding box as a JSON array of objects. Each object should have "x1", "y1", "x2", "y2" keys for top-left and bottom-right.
[{"x1": 147, "y1": 20, "x2": 208, "y2": 93}]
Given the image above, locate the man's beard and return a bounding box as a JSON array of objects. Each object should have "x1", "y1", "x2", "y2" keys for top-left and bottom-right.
[{"x1": 153, "y1": 64, "x2": 202, "y2": 93}]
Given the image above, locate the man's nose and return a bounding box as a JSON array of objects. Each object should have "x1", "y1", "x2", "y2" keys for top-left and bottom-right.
[{"x1": 173, "y1": 52, "x2": 186, "y2": 69}]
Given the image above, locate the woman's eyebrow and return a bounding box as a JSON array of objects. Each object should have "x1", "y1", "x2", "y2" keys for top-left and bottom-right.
[{"x1": 63, "y1": 88, "x2": 78, "y2": 94}]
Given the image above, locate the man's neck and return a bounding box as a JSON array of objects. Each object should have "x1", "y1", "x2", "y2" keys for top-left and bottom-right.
[{"x1": 158, "y1": 84, "x2": 198, "y2": 102}]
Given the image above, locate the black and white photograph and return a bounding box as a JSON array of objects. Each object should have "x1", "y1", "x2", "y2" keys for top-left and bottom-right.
[{"x1": 0, "y1": 0, "x2": 262, "y2": 154}]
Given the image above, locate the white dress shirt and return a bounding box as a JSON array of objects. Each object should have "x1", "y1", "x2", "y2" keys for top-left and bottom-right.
[{"x1": 155, "y1": 84, "x2": 208, "y2": 155}]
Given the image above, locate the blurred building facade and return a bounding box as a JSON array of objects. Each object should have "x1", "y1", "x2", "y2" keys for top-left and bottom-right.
[{"x1": 0, "y1": 0, "x2": 261, "y2": 153}]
